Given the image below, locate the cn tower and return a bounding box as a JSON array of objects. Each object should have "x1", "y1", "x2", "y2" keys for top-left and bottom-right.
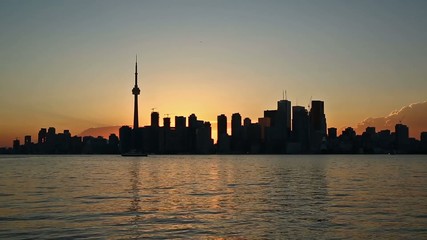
[{"x1": 132, "y1": 56, "x2": 140, "y2": 130}]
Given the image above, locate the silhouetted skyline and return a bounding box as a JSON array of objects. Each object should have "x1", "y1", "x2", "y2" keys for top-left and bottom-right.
[
  {"x1": 4, "y1": 103, "x2": 427, "y2": 154},
  {"x1": 3, "y1": 59, "x2": 427, "y2": 155},
  {"x1": 2, "y1": 57, "x2": 427, "y2": 154},
  {"x1": 1, "y1": 1, "x2": 427, "y2": 148}
]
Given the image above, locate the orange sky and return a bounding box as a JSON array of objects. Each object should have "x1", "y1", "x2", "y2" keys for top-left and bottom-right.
[{"x1": 1, "y1": 1, "x2": 427, "y2": 147}]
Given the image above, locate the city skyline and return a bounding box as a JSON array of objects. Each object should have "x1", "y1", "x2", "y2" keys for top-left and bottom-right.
[
  {"x1": 2, "y1": 57, "x2": 426, "y2": 154},
  {"x1": 3, "y1": 58, "x2": 427, "y2": 155},
  {"x1": 1, "y1": 1, "x2": 427, "y2": 147},
  {"x1": 2, "y1": 95, "x2": 427, "y2": 149},
  {"x1": 5, "y1": 96, "x2": 426, "y2": 154}
]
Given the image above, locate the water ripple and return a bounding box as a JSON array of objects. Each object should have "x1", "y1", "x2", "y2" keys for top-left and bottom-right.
[{"x1": 0, "y1": 155, "x2": 426, "y2": 239}]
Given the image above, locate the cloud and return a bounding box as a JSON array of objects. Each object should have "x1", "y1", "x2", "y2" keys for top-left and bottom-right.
[
  {"x1": 79, "y1": 126, "x2": 122, "y2": 138},
  {"x1": 355, "y1": 101, "x2": 427, "y2": 139}
]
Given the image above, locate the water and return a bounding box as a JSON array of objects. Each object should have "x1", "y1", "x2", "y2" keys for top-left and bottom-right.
[{"x1": 0, "y1": 155, "x2": 426, "y2": 239}]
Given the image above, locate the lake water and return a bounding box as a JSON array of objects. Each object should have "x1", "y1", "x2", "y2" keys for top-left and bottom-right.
[{"x1": 0, "y1": 155, "x2": 426, "y2": 239}]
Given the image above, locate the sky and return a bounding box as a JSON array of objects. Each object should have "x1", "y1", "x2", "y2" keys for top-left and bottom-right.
[{"x1": 1, "y1": 0, "x2": 427, "y2": 147}]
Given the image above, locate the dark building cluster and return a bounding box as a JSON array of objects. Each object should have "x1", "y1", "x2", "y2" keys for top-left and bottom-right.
[
  {"x1": 1, "y1": 127, "x2": 120, "y2": 154},
  {"x1": 119, "y1": 113, "x2": 213, "y2": 154},
  {"x1": 217, "y1": 99, "x2": 327, "y2": 154},
  {"x1": 3, "y1": 104, "x2": 427, "y2": 155},
  {"x1": 119, "y1": 99, "x2": 427, "y2": 155},
  {"x1": 327, "y1": 124, "x2": 427, "y2": 154},
  {"x1": 2, "y1": 59, "x2": 426, "y2": 155},
  {"x1": 118, "y1": 59, "x2": 427, "y2": 155}
]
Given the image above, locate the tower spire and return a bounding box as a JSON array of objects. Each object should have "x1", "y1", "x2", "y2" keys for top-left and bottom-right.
[
  {"x1": 135, "y1": 55, "x2": 138, "y2": 86},
  {"x1": 132, "y1": 55, "x2": 141, "y2": 130}
]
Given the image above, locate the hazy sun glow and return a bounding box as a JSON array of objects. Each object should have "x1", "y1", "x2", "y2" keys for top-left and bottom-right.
[{"x1": 1, "y1": 1, "x2": 426, "y2": 147}]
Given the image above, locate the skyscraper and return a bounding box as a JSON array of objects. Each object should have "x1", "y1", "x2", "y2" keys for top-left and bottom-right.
[
  {"x1": 231, "y1": 113, "x2": 242, "y2": 137},
  {"x1": 395, "y1": 123, "x2": 409, "y2": 153},
  {"x1": 217, "y1": 114, "x2": 227, "y2": 141},
  {"x1": 163, "y1": 117, "x2": 171, "y2": 129},
  {"x1": 175, "y1": 116, "x2": 186, "y2": 130},
  {"x1": 151, "y1": 111, "x2": 159, "y2": 127},
  {"x1": 264, "y1": 110, "x2": 277, "y2": 127},
  {"x1": 231, "y1": 113, "x2": 243, "y2": 152},
  {"x1": 132, "y1": 57, "x2": 141, "y2": 130},
  {"x1": 24, "y1": 135, "x2": 31, "y2": 145},
  {"x1": 292, "y1": 106, "x2": 310, "y2": 152},
  {"x1": 310, "y1": 100, "x2": 327, "y2": 136},
  {"x1": 277, "y1": 99, "x2": 291, "y2": 140},
  {"x1": 188, "y1": 114, "x2": 198, "y2": 152},
  {"x1": 309, "y1": 100, "x2": 327, "y2": 152},
  {"x1": 38, "y1": 128, "x2": 47, "y2": 144},
  {"x1": 217, "y1": 114, "x2": 230, "y2": 153}
]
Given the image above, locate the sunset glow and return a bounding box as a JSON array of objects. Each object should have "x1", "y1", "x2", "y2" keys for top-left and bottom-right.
[{"x1": 1, "y1": 1, "x2": 426, "y2": 147}]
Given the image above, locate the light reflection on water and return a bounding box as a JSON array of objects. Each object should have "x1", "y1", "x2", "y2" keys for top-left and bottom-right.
[{"x1": 0, "y1": 155, "x2": 426, "y2": 239}]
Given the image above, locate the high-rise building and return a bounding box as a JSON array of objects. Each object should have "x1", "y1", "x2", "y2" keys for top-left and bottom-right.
[
  {"x1": 13, "y1": 139, "x2": 20, "y2": 153},
  {"x1": 421, "y1": 132, "x2": 427, "y2": 153},
  {"x1": 258, "y1": 117, "x2": 271, "y2": 141},
  {"x1": 328, "y1": 127, "x2": 337, "y2": 139},
  {"x1": 188, "y1": 114, "x2": 197, "y2": 129},
  {"x1": 175, "y1": 116, "x2": 186, "y2": 130},
  {"x1": 151, "y1": 111, "x2": 159, "y2": 127},
  {"x1": 148, "y1": 112, "x2": 160, "y2": 154},
  {"x1": 395, "y1": 123, "x2": 409, "y2": 152},
  {"x1": 309, "y1": 100, "x2": 327, "y2": 135},
  {"x1": 175, "y1": 116, "x2": 187, "y2": 152},
  {"x1": 195, "y1": 121, "x2": 213, "y2": 154},
  {"x1": 231, "y1": 113, "x2": 243, "y2": 152},
  {"x1": 264, "y1": 110, "x2": 277, "y2": 127},
  {"x1": 38, "y1": 128, "x2": 47, "y2": 144},
  {"x1": 46, "y1": 127, "x2": 56, "y2": 144},
  {"x1": 243, "y1": 117, "x2": 252, "y2": 127},
  {"x1": 292, "y1": 106, "x2": 310, "y2": 151},
  {"x1": 217, "y1": 114, "x2": 227, "y2": 141},
  {"x1": 232, "y1": 113, "x2": 241, "y2": 138},
  {"x1": 217, "y1": 114, "x2": 230, "y2": 153},
  {"x1": 108, "y1": 134, "x2": 120, "y2": 154},
  {"x1": 309, "y1": 100, "x2": 327, "y2": 152},
  {"x1": 365, "y1": 127, "x2": 376, "y2": 136},
  {"x1": 163, "y1": 117, "x2": 171, "y2": 129},
  {"x1": 188, "y1": 114, "x2": 198, "y2": 152},
  {"x1": 277, "y1": 99, "x2": 291, "y2": 135},
  {"x1": 119, "y1": 126, "x2": 132, "y2": 153},
  {"x1": 24, "y1": 135, "x2": 31, "y2": 145}
]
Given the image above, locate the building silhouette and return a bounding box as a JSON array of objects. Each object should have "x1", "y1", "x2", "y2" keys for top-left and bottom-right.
[
  {"x1": 231, "y1": 113, "x2": 243, "y2": 153},
  {"x1": 290, "y1": 106, "x2": 310, "y2": 153},
  {"x1": 395, "y1": 123, "x2": 409, "y2": 153},
  {"x1": 119, "y1": 126, "x2": 132, "y2": 153},
  {"x1": 217, "y1": 114, "x2": 227, "y2": 141},
  {"x1": 217, "y1": 114, "x2": 230, "y2": 153},
  {"x1": 151, "y1": 111, "x2": 159, "y2": 127},
  {"x1": 3, "y1": 61, "x2": 427, "y2": 155},
  {"x1": 5, "y1": 98, "x2": 427, "y2": 154},
  {"x1": 277, "y1": 99, "x2": 291, "y2": 140},
  {"x1": 421, "y1": 132, "x2": 427, "y2": 153},
  {"x1": 309, "y1": 100, "x2": 327, "y2": 152}
]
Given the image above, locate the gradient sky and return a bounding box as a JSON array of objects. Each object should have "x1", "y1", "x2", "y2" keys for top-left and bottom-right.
[{"x1": 1, "y1": 0, "x2": 426, "y2": 147}]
